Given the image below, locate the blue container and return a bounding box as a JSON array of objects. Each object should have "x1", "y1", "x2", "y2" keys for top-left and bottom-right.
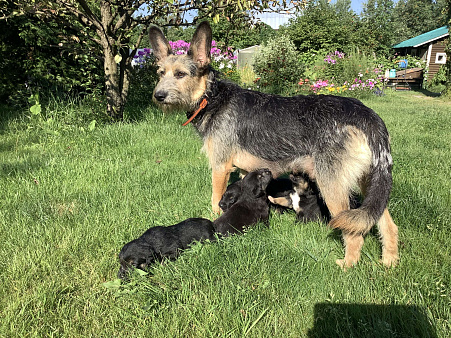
[
  {"x1": 389, "y1": 69, "x2": 397, "y2": 78},
  {"x1": 398, "y1": 59, "x2": 408, "y2": 68}
]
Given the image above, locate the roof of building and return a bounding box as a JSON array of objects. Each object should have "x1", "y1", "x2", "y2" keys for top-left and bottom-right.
[{"x1": 392, "y1": 26, "x2": 449, "y2": 48}]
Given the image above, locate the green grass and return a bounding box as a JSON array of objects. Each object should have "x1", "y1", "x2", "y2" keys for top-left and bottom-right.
[{"x1": 0, "y1": 90, "x2": 450, "y2": 337}]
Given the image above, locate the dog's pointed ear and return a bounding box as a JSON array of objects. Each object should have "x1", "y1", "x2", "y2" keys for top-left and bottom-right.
[
  {"x1": 188, "y1": 21, "x2": 212, "y2": 68},
  {"x1": 148, "y1": 26, "x2": 172, "y2": 63}
]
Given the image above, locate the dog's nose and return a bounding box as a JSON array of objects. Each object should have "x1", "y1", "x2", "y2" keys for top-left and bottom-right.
[
  {"x1": 117, "y1": 268, "x2": 126, "y2": 279},
  {"x1": 154, "y1": 91, "x2": 168, "y2": 102}
]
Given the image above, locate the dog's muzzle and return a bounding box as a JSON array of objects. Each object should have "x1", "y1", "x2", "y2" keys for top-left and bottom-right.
[{"x1": 154, "y1": 90, "x2": 168, "y2": 102}]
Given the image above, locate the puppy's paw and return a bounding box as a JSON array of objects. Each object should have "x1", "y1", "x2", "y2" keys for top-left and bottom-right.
[{"x1": 268, "y1": 196, "x2": 276, "y2": 204}]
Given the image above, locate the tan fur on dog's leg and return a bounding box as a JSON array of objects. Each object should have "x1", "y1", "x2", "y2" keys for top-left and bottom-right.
[
  {"x1": 336, "y1": 232, "x2": 365, "y2": 270},
  {"x1": 211, "y1": 166, "x2": 232, "y2": 214},
  {"x1": 378, "y1": 208, "x2": 399, "y2": 267}
]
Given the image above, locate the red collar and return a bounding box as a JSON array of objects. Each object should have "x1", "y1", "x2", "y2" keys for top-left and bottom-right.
[{"x1": 182, "y1": 98, "x2": 208, "y2": 126}]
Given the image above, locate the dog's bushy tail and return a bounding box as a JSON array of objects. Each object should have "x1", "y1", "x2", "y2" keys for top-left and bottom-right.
[{"x1": 330, "y1": 138, "x2": 393, "y2": 235}]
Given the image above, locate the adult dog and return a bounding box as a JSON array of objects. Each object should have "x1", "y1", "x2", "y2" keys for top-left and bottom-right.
[
  {"x1": 214, "y1": 168, "x2": 272, "y2": 236},
  {"x1": 118, "y1": 218, "x2": 216, "y2": 278},
  {"x1": 148, "y1": 22, "x2": 398, "y2": 268}
]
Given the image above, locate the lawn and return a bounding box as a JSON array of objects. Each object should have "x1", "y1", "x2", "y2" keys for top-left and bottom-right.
[{"x1": 0, "y1": 90, "x2": 450, "y2": 337}]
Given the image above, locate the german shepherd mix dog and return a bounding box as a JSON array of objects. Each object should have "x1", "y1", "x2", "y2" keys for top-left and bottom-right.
[
  {"x1": 214, "y1": 169, "x2": 272, "y2": 236},
  {"x1": 118, "y1": 218, "x2": 216, "y2": 279},
  {"x1": 148, "y1": 22, "x2": 399, "y2": 268}
]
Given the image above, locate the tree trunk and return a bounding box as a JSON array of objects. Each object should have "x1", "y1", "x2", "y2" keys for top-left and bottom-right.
[
  {"x1": 100, "y1": 1, "x2": 124, "y2": 120},
  {"x1": 103, "y1": 46, "x2": 124, "y2": 120},
  {"x1": 119, "y1": 46, "x2": 133, "y2": 112}
]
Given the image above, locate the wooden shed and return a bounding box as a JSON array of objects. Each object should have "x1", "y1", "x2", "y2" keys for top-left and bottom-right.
[{"x1": 392, "y1": 26, "x2": 448, "y2": 83}]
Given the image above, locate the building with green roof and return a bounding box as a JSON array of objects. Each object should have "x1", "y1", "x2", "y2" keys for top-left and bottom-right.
[{"x1": 393, "y1": 26, "x2": 448, "y2": 82}]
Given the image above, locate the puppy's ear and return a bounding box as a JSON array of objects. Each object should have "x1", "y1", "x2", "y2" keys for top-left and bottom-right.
[
  {"x1": 187, "y1": 21, "x2": 212, "y2": 68},
  {"x1": 269, "y1": 196, "x2": 293, "y2": 208},
  {"x1": 149, "y1": 26, "x2": 172, "y2": 63}
]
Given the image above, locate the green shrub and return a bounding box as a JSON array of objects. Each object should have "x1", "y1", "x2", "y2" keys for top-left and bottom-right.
[
  {"x1": 426, "y1": 64, "x2": 446, "y2": 88},
  {"x1": 252, "y1": 34, "x2": 304, "y2": 93},
  {"x1": 127, "y1": 53, "x2": 159, "y2": 108}
]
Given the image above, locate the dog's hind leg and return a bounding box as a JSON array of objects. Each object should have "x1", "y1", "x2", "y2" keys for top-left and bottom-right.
[
  {"x1": 314, "y1": 170, "x2": 362, "y2": 269},
  {"x1": 314, "y1": 167, "x2": 351, "y2": 218},
  {"x1": 336, "y1": 232, "x2": 365, "y2": 269},
  {"x1": 377, "y1": 208, "x2": 399, "y2": 267}
]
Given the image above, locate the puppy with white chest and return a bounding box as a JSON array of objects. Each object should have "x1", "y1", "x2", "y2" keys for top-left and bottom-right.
[{"x1": 269, "y1": 173, "x2": 330, "y2": 223}]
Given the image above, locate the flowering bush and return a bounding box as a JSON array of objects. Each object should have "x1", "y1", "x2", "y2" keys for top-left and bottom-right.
[
  {"x1": 132, "y1": 40, "x2": 238, "y2": 81},
  {"x1": 301, "y1": 50, "x2": 387, "y2": 97},
  {"x1": 324, "y1": 51, "x2": 345, "y2": 64}
]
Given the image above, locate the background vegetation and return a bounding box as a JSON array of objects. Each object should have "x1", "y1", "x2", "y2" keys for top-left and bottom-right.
[
  {"x1": 1, "y1": 0, "x2": 449, "y2": 116},
  {"x1": 0, "y1": 91, "x2": 450, "y2": 336}
]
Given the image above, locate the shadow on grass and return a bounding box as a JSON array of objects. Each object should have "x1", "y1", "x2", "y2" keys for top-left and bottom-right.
[
  {"x1": 0, "y1": 157, "x2": 44, "y2": 178},
  {"x1": 0, "y1": 104, "x2": 25, "y2": 132},
  {"x1": 412, "y1": 88, "x2": 442, "y2": 98},
  {"x1": 308, "y1": 303, "x2": 436, "y2": 338}
]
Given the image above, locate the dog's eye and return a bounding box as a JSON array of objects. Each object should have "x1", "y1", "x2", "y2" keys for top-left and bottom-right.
[
  {"x1": 158, "y1": 70, "x2": 165, "y2": 77},
  {"x1": 175, "y1": 71, "x2": 187, "y2": 79}
]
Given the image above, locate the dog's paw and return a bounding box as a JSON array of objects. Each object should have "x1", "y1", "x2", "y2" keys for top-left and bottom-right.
[
  {"x1": 335, "y1": 259, "x2": 347, "y2": 271},
  {"x1": 268, "y1": 196, "x2": 276, "y2": 204},
  {"x1": 380, "y1": 254, "x2": 399, "y2": 267},
  {"x1": 211, "y1": 204, "x2": 222, "y2": 214},
  {"x1": 335, "y1": 258, "x2": 357, "y2": 271}
]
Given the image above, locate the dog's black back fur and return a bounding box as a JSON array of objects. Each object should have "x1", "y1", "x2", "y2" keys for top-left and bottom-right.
[
  {"x1": 214, "y1": 169, "x2": 272, "y2": 236},
  {"x1": 118, "y1": 218, "x2": 215, "y2": 278}
]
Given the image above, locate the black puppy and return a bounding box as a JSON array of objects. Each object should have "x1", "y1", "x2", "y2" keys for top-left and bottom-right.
[
  {"x1": 214, "y1": 168, "x2": 272, "y2": 236},
  {"x1": 219, "y1": 176, "x2": 293, "y2": 213},
  {"x1": 118, "y1": 218, "x2": 216, "y2": 279},
  {"x1": 218, "y1": 180, "x2": 241, "y2": 212},
  {"x1": 269, "y1": 173, "x2": 330, "y2": 223}
]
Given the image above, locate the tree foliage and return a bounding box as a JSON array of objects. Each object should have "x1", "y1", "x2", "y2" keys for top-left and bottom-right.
[
  {"x1": 279, "y1": 0, "x2": 360, "y2": 54},
  {"x1": 0, "y1": 1, "x2": 102, "y2": 103},
  {"x1": 1, "y1": 0, "x2": 306, "y2": 120},
  {"x1": 360, "y1": 0, "x2": 395, "y2": 56},
  {"x1": 392, "y1": 0, "x2": 447, "y2": 44},
  {"x1": 441, "y1": 1, "x2": 451, "y2": 98}
]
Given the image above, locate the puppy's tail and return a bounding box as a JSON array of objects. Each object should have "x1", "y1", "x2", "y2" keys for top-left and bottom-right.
[{"x1": 330, "y1": 140, "x2": 393, "y2": 235}]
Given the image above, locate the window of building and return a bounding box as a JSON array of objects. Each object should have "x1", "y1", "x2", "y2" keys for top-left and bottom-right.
[{"x1": 435, "y1": 52, "x2": 446, "y2": 64}]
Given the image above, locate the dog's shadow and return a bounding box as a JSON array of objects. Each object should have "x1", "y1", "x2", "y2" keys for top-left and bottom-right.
[{"x1": 307, "y1": 303, "x2": 437, "y2": 337}]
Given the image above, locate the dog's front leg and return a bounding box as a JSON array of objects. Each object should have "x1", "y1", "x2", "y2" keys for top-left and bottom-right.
[{"x1": 211, "y1": 163, "x2": 233, "y2": 214}]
